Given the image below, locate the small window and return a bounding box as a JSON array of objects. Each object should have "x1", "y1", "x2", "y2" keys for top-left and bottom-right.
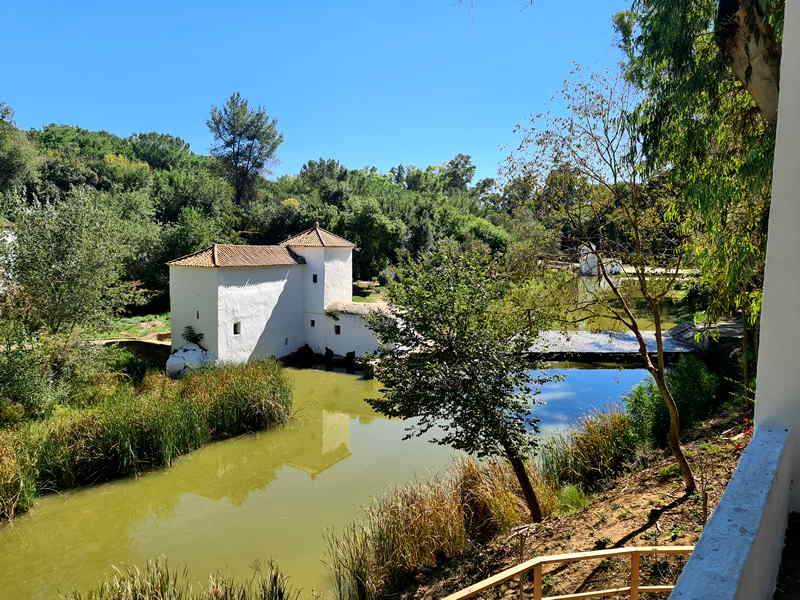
[
  {"x1": 312, "y1": 273, "x2": 318, "y2": 284},
  {"x1": 334, "y1": 325, "x2": 341, "y2": 335},
  {"x1": 195, "y1": 310, "x2": 200, "y2": 319},
  {"x1": 284, "y1": 337, "x2": 289, "y2": 345},
  {"x1": 233, "y1": 322, "x2": 241, "y2": 335},
  {"x1": 310, "y1": 319, "x2": 315, "y2": 327}
]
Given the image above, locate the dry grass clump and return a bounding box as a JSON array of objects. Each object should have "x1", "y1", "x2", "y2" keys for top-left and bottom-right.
[
  {"x1": 538, "y1": 410, "x2": 637, "y2": 491},
  {"x1": 0, "y1": 431, "x2": 35, "y2": 519},
  {"x1": 62, "y1": 558, "x2": 299, "y2": 600},
  {"x1": 326, "y1": 456, "x2": 555, "y2": 600}
]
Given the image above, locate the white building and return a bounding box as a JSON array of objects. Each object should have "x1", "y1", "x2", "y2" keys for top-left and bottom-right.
[{"x1": 167, "y1": 224, "x2": 384, "y2": 370}]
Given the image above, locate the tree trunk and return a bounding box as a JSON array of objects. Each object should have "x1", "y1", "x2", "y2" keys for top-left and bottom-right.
[
  {"x1": 652, "y1": 371, "x2": 697, "y2": 493},
  {"x1": 716, "y1": 0, "x2": 781, "y2": 125},
  {"x1": 503, "y1": 444, "x2": 543, "y2": 523}
]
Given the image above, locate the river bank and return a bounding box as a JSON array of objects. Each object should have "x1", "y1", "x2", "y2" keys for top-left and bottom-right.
[
  {"x1": 0, "y1": 363, "x2": 649, "y2": 599},
  {"x1": 360, "y1": 409, "x2": 750, "y2": 600}
]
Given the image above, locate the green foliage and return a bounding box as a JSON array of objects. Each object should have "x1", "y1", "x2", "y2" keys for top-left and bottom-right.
[
  {"x1": 538, "y1": 410, "x2": 638, "y2": 491},
  {"x1": 10, "y1": 111, "x2": 514, "y2": 307},
  {"x1": 367, "y1": 246, "x2": 549, "y2": 460},
  {"x1": 557, "y1": 484, "x2": 589, "y2": 514},
  {"x1": 208, "y1": 92, "x2": 284, "y2": 205},
  {"x1": 3, "y1": 188, "x2": 145, "y2": 333},
  {"x1": 625, "y1": 356, "x2": 721, "y2": 447},
  {"x1": 129, "y1": 132, "x2": 191, "y2": 171},
  {"x1": 618, "y1": 1, "x2": 775, "y2": 327},
  {"x1": 6, "y1": 359, "x2": 291, "y2": 509},
  {"x1": 62, "y1": 557, "x2": 299, "y2": 600},
  {"x1": 0, "y1": 120, "x2": 37, "y2": 195}
]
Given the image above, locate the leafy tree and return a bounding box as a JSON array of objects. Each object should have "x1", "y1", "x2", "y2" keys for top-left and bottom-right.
[
  {"x1": 441, "y1": 153, "x2": 476, "y2": 191},
  {"x1": 509, "y1": 70, "x2": 697, "y2": 492},
  {"x1": 616, "y1": 1, "x2": 775, "y2": 385},
  {"x1": 367, "y1": 246, "x2": 551, "y2": 522},
  {"x1": 335, "y1": 198, "x2": 406, "y2": 279},
  {"x1": 208, "y1": 92, "x2": 284, "y2": 205},
  {"x1": 129, "y1": 132, "x2": 191, "y2": 170},
  {"x1": 152, "y1": 167, "x2": 235, "y2": 222},
  {"x1": 31, "y1": 124, "x2": 130, "y2": 160},
  {"x1": 2, "y1": 189, "x2": 144, "y2": 333},
  {"x1": 0, "y1": 122, "x2": 37, "y2": 196},
  {"x1": 299, "y1": 158, "x2": 348, "y2": 186},
  {"x1": 0, "y1": 102, "x2": 13, "y2": 124}
]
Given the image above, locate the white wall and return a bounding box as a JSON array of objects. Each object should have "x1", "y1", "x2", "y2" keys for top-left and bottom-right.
[
  {"x1": 754, "y1": 0, "x2": 800, "y2": 509},
  {"x1": 169, "y1": 266, "x2": 220, "y2": 356},
  {"x1": 216, "y1": 266, "x2": 305, "y2": 362},
  {"x1": 323, "y1": 248, "x2": 353, "y2": 306},
  {"x1": 292, "y1": 247, "x2": 326, "y2": 313},
  {"x1": 303, "y1": 311, "x2": 379, "y2": 356},
  {"x1": 670, "y1": 426, "x2": 792, "y2": 600}
]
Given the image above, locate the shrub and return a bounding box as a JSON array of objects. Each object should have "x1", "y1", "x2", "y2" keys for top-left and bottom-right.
[
  {"x1": 0, "y1": 432, "x2": 36, "y2": 519},
  {"x1": 625, "y1": 356, "x2": 721, "y2": 447},
  {"x1": 181, "y1": 361, "x2": 293, "y2": 437},
  {"x1": 62, "y1": 558, "x2": 299, "y2": 600},
  {"x1": 3, "y1": 359, "x2": 292, "y2": 518},
  {"x1": 538, "y1": 410, "x2": 637, "y2": 491},
  {"x1": 557, "y1": 484, "x2": 588, "y2": 514}
]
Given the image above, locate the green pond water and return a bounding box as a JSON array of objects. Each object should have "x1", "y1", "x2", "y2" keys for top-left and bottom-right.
[{"x1": 0, "y1": 365, "x2": 649, "y2": 599}]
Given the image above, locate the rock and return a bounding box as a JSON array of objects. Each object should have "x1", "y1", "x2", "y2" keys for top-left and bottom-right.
[{"x1": 166, "y1": 343, "x2": 216, "y2": 377}]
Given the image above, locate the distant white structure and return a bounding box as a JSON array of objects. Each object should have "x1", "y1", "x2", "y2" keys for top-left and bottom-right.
[
  {"x1": 578, "y1": 243, "x2": 622, "y2": 276},
  {"x1": 167, "y1": 224, "x2": 384, "y2": 373}
]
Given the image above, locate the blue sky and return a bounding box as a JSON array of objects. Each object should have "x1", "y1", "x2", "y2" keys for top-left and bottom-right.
[{"x1": 1, "y1": 1, "x2": 628, "y2": 181}]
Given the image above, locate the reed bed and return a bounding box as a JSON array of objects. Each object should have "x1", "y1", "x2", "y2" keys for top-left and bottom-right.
[
  {"x1": 326, "y1": 456, "x2": 557, "y2": 600},
  {"x1": 62, "y1": 558, "x2": 300, "y2": 600},
  {"x1": 327, "y1": 410, "x2": 640, "y2": 600},
  {"x1": 0, "y1": 360, "x2": 292, "y2": 519},
  {"x1": 537, "y1": 409, "x2": 637, "y2": 491}
]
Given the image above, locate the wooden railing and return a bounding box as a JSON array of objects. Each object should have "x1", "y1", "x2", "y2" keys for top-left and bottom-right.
[{"x1": 440, "y1": 546, "x2": 694, "y2": 600}]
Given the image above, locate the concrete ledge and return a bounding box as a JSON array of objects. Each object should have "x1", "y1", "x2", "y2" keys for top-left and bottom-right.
[{"x1": 670, "y1": 425, "x2": 793, "y2": 600}]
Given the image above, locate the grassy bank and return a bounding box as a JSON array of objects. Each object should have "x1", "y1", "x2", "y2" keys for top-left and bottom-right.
[
  {"x1": 0, "y1": 360, "x2": 292, "y2": 520},
  {"x1": 325, "y1": 410, "x2": 636, "y2": 600},
  {"x1": 62, "y1": 558, "x2": 299, "y2": 600}
]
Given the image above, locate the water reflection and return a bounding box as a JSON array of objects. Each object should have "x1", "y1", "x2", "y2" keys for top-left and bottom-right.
[{"x1": 0, "y1": 365, "x2": 649, "y2": 599}]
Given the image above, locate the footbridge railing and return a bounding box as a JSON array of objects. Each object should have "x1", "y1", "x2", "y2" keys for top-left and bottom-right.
[{"x1": 440, "y1": 545, "x2": 694, "y2": 600}]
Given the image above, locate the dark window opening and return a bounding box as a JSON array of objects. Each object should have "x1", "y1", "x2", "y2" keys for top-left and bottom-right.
[
  {"x1": 310, "y1": 319, "x2": 315, "y2": 327},
  {"x1": 195, "y1": 310, "x2": 200, "y2": 319},
  {"x1": 233, "y1": 322, "x2": 241, "y2": 335},
  {"x1": 334, "y1": 325, "x2": 341, "y2": 335},
  {"x1": 312, "y1": 274, "x2": 318, "y2": 283},
  {"x1": 284, "y1": 337, "x2": 289, "y2": 345}
]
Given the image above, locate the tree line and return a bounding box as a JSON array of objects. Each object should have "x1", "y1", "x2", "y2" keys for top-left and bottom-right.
[{"x1": 0, "y1": 95, "x2": 514, "y2": 330}]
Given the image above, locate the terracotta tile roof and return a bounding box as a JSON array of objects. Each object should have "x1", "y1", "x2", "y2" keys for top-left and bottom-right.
[
  {"x1": 168, "y1": 244, "x2": 306, "y2": 268},
  {"x1": 280, "y1": 223, "x2": 355, "y2": 248}
]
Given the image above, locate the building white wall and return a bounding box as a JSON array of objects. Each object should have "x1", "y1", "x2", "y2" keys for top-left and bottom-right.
[
  {"x1": 754, "y1": 0, "x2": 800, "y2": 510},
  {"x1": 323, "y1": 248, "x2": 353, "y2": 306},
  {"x1": 291, "y1": 247, "x2": 327, "y2": 313},
  {"x1": 216, "y1": 266, "x2": 305, "y2": 362},
  {"x1": 303, "y1": 311, "x2": 379, "y2": 356},
  {"x1": 169, "y1": 266, "x2": 220, "y2": 356}
]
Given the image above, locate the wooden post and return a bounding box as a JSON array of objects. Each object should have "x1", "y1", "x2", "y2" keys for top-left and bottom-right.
[
  {"x1": 532, "y1": 564, "x2": 543, "y2": 600},
  {"x1": 630, "y1": 551, "x2": 640, "y2": 600}
]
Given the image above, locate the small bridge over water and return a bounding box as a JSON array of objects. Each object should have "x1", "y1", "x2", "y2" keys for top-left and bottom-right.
[
  {"x1": 529, "y1": 322, "x2": 743, "y2": 364},
  {"x1": 529, "y1": 330, "x2": 696, "y2": 364}
]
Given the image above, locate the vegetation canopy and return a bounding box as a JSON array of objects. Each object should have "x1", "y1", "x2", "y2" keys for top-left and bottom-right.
[{"x1": 367, "y1": 245, "x2": 552, "y2": 521}]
